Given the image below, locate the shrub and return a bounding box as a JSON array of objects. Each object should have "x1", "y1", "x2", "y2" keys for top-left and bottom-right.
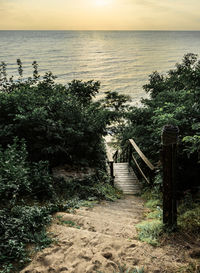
[
  {"x1": 178, "y1": 192, "x2": 200, "y2": 233},
  {"x1": 0, "y1": 62, "x2": 108, "y2": 168},
  {"x1": 0, "y1": 206, "x2": 52, "y2": 272},
  {"x1": 53, "y1": 170, "x2": 122, "y2": 202},
  {"x1": 0, "y1": 83, "x2": 107, "y2": 166},
  {"x1": 120, "y1": 53, "x2": 200, "y2": 193},
  {"x1": 0, "y1": 139, "x2": 53, "y2": 207},
  {"x1": 179, "y1": 206, "x2": 200, "y2": 233}
]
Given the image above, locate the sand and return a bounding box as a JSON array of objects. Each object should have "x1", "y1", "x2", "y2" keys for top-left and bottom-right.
[{"x1": 21, "y1": 196, "x2": 198, "y2": 273}]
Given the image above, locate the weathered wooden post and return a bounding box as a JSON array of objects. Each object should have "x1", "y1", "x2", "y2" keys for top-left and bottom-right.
[
  {"x1": 128, "y1": 141, "x2": 132, "y2": 166},
  {"x1": 110, "y1": 161, "x2": 114, "y2": 184},
  {"x1": 162, "y1": 125, "x2": 179, "y2": 229}
]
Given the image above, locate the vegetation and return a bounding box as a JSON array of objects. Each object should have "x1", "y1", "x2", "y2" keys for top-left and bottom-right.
[
  {"x1": 56, "y1": 216, "x2": 81, "y2": 229},
  {"x1": 120, "y1": 53, "x2": 200, "y2": 193},
  {"x1": 0, "y1": 60, "x2": 122, "y2": 272},
  {"x1": 178, "y1": 191, "x2": 200, "y2": 234},
  {"x1": 0, "y1": 139, "x2": 53, "y2": 208},
  {"x1": 0, "y1": 138, "x2": 55, "y2": 272},
  {"x1": 1, "y1": 53, "x2": 200, "y2": 271},
  {"x1": 119, "y1": 53, "x2": 200, "y2": 244},
  {"x1": 0, "y1": 205, "x2": 52, "y2": 273},
  {"x1": 137, "y1": 186, "x2": 200, "y2": 249},
  {"x1": 136, "y1": 220, "x2": 163, "y2": 246},
  {"x1": 0, "y1": 67, "x2": 109, "y2": 167},
  {"x1": 135, "y1": 189, "x2": 163, "y2": 246}
]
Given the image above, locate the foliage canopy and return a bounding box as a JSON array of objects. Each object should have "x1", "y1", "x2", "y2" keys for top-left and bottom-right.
[
  {"x1": 0, "y1": 63, "x2": 111, "y2": 167},
  {"x1": 120, "y1": 53, "x2": 200, "y2": 192}
]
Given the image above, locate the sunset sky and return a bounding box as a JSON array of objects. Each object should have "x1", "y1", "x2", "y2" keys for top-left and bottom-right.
[{"x1": 0, "y1": 0, "x2": 200, "y2": 30}]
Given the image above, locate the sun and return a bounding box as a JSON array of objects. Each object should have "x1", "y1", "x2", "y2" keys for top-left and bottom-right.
[{"x1": 94, "y1": 0, "x2": 112, "y2": 6}]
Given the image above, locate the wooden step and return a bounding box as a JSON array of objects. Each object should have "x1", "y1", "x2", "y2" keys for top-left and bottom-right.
[{"x1": 114, "y1": 163, "x2": 140, "y2": 195}]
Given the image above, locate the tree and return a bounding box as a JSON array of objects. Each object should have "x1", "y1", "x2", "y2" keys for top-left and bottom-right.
[{"x1": 120, "y1": 53, "x2": 200, "y2": 192}]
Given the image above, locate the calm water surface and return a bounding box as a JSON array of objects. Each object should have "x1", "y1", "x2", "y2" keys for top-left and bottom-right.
[{"x1": 1, "y1": 31, "x2": 200, "y2": 103}]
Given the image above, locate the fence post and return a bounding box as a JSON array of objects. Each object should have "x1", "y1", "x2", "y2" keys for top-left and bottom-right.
[
  {"x1": 110, "y1": 161, "x2": 114, "y2": 185},
  {"x1": 128, "y1": 142, "x2": 132, "y2": 166},
  {"x1": 161, "y1": 125, "x2": 179, "y2": 229}
]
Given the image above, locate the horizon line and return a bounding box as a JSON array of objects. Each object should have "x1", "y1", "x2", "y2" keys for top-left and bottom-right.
[{"x1": 0, "y1": 29, "x2": 200, "y2": 31}]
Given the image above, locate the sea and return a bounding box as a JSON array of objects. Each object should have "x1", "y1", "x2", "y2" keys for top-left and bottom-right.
[{"x1": 0, "y1": 30, "x2": 200, "y2": 103}]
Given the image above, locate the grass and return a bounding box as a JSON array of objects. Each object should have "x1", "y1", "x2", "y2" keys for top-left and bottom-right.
[
  {"x1": 56, "y1": 215, "x2": 81, "y2": 229},
  {"x1": 178, "y1": 206, "x2": 200, "y2": 233},
  {"x1": 139, "y1": 188, "x2": 200, "y2": 248},
  {"x1": 145, "y1": 199, "x2": 161, "y2": 209},
  {"x1": 178, "y1": 192, "x2": 200, "y2": 234},
  {"x1": 137, "y1": 189, "x2": 164, "y2": 246},
  {"x1": 63, "y1": 198, "x2": 99, "y2": 213},
  {"x1": 136, "y1": 220, "x2": 163, "y2": 246},
  {"x1": 146, "y1": 209, "x2": 162, "y2": 219}
]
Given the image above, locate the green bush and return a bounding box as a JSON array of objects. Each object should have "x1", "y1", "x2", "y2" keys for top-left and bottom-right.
[
  {"x1": 54, "y1": 171, "x2": 122, "y2": 202},
  {"x1": 179, "y1": 206, "x2": 200, "y2": 233},
  {"x1": 0, "y1": 139, "x2": 53, "y2": 207},
  {"x1": 0, "y1": 63, "x2": 108, "y2": 168},
  {"x1": 0, "y1": 205, "x2": 52, "y2": 272},
  {"x1": 178, "y1": 192, "x2": 200, "y2": 233},
  {"x1": 0, "y1": 139, "x2": 30, "y2": 205},
  {"x1": 120, "y1": 53, "x2": 200, "y2": 192}
]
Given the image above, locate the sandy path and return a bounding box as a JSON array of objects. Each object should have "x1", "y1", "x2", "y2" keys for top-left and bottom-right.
[{"x1": 21, "y1": 196, "x2": 192, "y2": 273}]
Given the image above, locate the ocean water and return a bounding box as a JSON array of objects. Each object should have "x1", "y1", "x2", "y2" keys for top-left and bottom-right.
[{"x1": 0, "y1": 30, "x2": 200, "y2": 103}]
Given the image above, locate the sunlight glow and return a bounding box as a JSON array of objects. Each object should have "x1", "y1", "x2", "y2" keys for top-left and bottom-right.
[
  {"x1": 94, "y1": 0, "x2": 112, "y2": 6},
  {"x1": 0, "y1": 0, "x2": 200, "y2": 30}
]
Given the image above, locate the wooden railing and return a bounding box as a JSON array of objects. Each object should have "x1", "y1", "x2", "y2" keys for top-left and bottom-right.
[
  {"x1": 107, "y1": 125, "x2": 179, "y2": 229},
  {"x1": 110, "y1": 138, "x2": 156, "y2": 184},
  {"x1": 128, "y1": 138, "x2": 155, "y2": 184}
]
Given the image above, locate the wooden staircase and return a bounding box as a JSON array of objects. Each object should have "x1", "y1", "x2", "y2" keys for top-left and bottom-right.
[
  {"x1": 114, "y1": 162, "x2": 140, "y2": 195},
  {"x1": 106, "y1": 137, "x2": 155, "y2": 196}
]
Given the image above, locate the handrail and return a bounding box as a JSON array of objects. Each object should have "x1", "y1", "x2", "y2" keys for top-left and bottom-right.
[
  {"x1": 128, "y1": 138, "x2": 155, "y2": 183},
  {"x1": 132, "y1": 154, "x2": 150, "y2": 184},
  {"x1": 113, "y1": 150, "x2": 118, "y2": 162},
  {"x1": 105, "y1": 137, "x2": 156, "y2": 184},
  {"x1": 129, "y1": 139, "x2": 155, "y2": 170}
]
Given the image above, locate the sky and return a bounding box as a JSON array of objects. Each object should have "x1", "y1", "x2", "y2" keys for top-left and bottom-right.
[{"x1": 0, "y1": 0, "x2": 200, "y2": 30}]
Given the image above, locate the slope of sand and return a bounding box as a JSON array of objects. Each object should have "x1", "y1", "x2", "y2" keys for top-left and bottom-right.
[{"x1": 21, "y1": 196, "x2": 198, "y2": 273}]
